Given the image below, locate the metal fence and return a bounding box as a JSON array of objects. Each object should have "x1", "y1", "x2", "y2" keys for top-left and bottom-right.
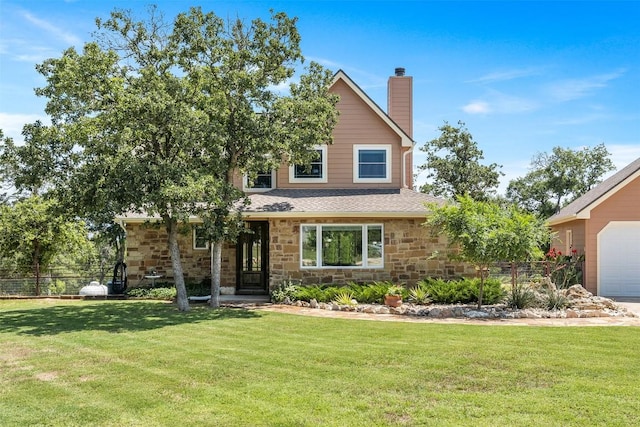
[
  {"x1": 489, "y1": 259, "x2": 585, "y2": 288},
  {"x1": 0, "y1": 265, "x2": 108, "y2": 296}
]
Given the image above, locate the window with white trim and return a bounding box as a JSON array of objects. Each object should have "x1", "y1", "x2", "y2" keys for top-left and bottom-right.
[
  {"x1": 300, "y1": 224, "x2": 383, "y2": 268},
  {"x1": 565, "y1": 229, "x2": 573, "y2": 254},
  {"x1": 243, "y1": 169, "x2": 275, "y2": 192},
  {"x1": 353, "y1": 144, "x2": 392, "y2": 183},
  {"x1": 193, "y1": 225, "x2": 209, "y2": 250},
  {"x1": 289, "y1": 146, "x2": 328, "y2": 183}
]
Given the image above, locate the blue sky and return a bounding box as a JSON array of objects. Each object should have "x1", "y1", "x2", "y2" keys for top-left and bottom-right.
[{"x1": 1, "y1": 1, "x2": 639, "y2": 191}]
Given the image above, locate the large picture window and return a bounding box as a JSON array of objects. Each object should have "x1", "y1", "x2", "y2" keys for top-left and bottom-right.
[
  {"x1": 353, "y1": 144, "x2": 391, "y2": 183},
  {"x1": 301, "y1": 224, "x2": 383, "y2": 268},
  {"x1": 289, "y1": 146, "x2": 328, "y2": 183}
]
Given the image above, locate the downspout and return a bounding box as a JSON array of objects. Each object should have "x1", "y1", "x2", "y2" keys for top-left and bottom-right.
[{"x1": 402, "y1": 143, "x2": 416, "y2": 189}]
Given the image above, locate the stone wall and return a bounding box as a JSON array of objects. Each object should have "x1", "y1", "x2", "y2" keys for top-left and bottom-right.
[
  {"x1": 267, "y1": 217, "x2": 472, "y2": 288},
  {"x1": 125, "y1": 218, "x2": 473, "y2": 292},
  {"x1": 125, "y1": 223, "x2": 236, "y2": 288}
]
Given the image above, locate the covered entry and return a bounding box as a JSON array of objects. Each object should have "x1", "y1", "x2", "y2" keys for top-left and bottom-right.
[
  {"x1": 236, "y1": 221, "x2": 269, "y2": 294},
  {"x1": 599, "y1": 221, "x2": 640, "y2": 297}
]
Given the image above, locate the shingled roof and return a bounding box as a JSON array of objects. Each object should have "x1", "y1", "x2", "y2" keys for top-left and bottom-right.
[
  {"x1": 548, "y1": 157, "x2": 640, "y2": 225},
  {"x1": 243, "y1": 188, "x2": 444, "y2": 218}
]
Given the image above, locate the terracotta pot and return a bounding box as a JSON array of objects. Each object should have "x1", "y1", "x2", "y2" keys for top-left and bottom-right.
[{"x1": 384, "y1": 295, "x2": 403, "y2": 307}]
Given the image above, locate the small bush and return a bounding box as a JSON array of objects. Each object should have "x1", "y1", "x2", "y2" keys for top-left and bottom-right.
[
  {"x1": 408, "y1": 285, "x2": 431, "y2": 305},
  {"x1": 48, "y1": 279, "x2": 66, "y2": 296},
  {"x1": 545, "y1": 289, "x2": 570, "y2": 310},
  {"x1": 127, "y1": 286, "x2": 176, "y2": 300},
  {"x1": 507, "y1": 283, "x2": 537, "y2": 309},
  {"x1": 333, "y1": 290, "x2": 357, "y2": 306},
  {"x1": 418, "y1": 277, "x2": 505, "y2": 305},
  {"x1": 270, "y1": 280, "x2": 299, "y2": 303}
]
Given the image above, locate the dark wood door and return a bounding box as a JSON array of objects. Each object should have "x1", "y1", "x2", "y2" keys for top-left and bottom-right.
[{"x1": 236, "y1": 221, "x2": 269, "y2": 294}]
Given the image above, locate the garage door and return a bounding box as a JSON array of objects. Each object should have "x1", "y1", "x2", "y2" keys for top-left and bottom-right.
[{"x1": 599, "y1": 222, "x2": 640, "y2": 297}]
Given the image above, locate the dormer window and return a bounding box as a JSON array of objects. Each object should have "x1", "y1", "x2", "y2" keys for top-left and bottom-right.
[
  {"x1": 353, "y1": 144, "x2": 392, "y2": 183},
  {"x1": 243, "y1": 169, "x2": 275, "y2": 192},
  {"x1": 289, "y1": 145, "x2": 328, "y2": 183}
]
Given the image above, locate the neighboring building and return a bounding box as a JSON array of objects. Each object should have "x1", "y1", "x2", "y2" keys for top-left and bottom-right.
[
  {"x1": 548, "y1": 157, "x2": 640, "y2": 297},
  {"x1": 120, "y1": 68, "x2": 473, "y2": 294}
]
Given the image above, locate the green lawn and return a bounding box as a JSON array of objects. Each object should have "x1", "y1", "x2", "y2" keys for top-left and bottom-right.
[{"x1": 1, "y1": 300, "x2": 638, "y2": 426}]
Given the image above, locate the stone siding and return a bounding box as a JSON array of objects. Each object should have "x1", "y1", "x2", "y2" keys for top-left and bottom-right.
[
  {"x1": 125, "y1": 218, "x2": 473, "y2": 292},
  {"x1": 125, "y1": 223, "x2": 236, "y2": 288},
  {"x1": 268, "y1": 217, "x2": 471, "y2": 288}
]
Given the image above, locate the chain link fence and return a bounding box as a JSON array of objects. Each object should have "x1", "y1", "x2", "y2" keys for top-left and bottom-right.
[{"x1": 0, "y1": 264, "x2": 110, "y2": 296}]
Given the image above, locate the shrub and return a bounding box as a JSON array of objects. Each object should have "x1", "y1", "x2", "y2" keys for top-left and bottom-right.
[
  {"x1": 418, "y1": 277, "x2": 505, "y2": 305},
  {"x1": 408, "y1": 285, "x2": 431, "y2": 305},
  {"x1": 333, "y1": 290, "x2": 357, "y2": 306},
  {"x1": 506, "y1": 283, "x2": 537, "y2": 309},
  {"x1": 48, "y1": 279, "x2": 66, "y2": 296},
  {"x1": 127, "y1": 286, "x2": 176, "y2": 300},
  {"x1": 270, "y1": 280, "x2": 299, "y2": 303},
  {"x1": 545, "y1": 289, "x2": 570, "y2": 311}
]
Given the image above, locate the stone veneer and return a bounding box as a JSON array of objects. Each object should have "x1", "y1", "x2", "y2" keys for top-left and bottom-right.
[
  {"x1": 125, "y1": 223, "x2": 236, "y2": 289},
  {"x1": 267, "y1": 217, "x2": 472, "y2": 288},
  {"x1": 125, "y1": 218, "x2": 473, "y2": 292}
]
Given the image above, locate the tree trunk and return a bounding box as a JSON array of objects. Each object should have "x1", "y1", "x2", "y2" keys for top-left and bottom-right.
[
  {"x1": 33, "y1": 240, "x2": 41, "y2": 296},
  {"x1": 209, "y1": 240, "x2": 222, "y2": 308},
  {"x1": 477, "y1": 264, "x2": 486, "y2": 309},
  {"x1": 166, "y1": 218, "x2": 190, "y2": 311}
]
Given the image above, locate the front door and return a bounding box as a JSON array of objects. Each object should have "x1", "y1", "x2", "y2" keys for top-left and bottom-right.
[{"x1": 236, "y1": 221, "x2": 269, "y2": 294}]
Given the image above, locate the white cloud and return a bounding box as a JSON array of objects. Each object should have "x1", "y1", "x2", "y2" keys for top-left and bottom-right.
[
  {"x1": 607, "y1": 144, "x2": 640, "y2": 173},
  {"x1": 462, "y1": 101, "x2": 491, "y2": 114},
  {"x1": 467, "y1": 67, "x2": 542, "y2": 84},
  {"x1": 21, "y1": 11, "x2": 82, "y2": 46},
  {"x1": 0, "y1": 113, "x2": 50, "y2": 144},
  {"x1": 546, "y1": 69, "x2": 627, "y2": 102}
]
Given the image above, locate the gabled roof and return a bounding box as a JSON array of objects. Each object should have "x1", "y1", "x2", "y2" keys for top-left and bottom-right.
[
  {"x1": 548, "y1": 157, "x2": 640, "y2": 225},
  {"x1": 331, "y1": 70, "x2": 414, "y2": 148},
  {"x1": 243, "y1": 188, "x2": 443, "y2": 218}
]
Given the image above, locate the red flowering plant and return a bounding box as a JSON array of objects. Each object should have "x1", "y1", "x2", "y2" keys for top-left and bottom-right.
[{"x1": 545, "y1": 247, "x2": 584, "y2": 289}]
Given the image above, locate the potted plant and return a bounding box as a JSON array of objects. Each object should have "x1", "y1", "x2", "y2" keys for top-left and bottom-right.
[{"x1": 384, "y1": 284, "x2": 404, "y2": 307}]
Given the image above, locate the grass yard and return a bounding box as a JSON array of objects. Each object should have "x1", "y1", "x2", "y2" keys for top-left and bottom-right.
[{"x1": 1, "y1": 300, "x2": 638, "y2": 426}]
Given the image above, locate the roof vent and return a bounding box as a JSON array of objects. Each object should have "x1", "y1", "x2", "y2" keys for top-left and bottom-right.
[{"x1": 394, "y1": 67, "x2": 406, "y2": 76}]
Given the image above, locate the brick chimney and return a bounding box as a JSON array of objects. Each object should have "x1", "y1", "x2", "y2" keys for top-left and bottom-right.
[{"x1": 388, "y1": 68, "x2": 414, "y2": 188}]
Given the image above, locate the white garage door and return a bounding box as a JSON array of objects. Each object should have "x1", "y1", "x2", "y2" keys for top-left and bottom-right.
[{"x1": 599, "y1": 222, "x2": 640, "y2": 297}]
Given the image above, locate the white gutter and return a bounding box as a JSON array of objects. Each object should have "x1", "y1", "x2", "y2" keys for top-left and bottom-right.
[{"x1": 402, "y1": 143, "x2": 415, "y2": 189}]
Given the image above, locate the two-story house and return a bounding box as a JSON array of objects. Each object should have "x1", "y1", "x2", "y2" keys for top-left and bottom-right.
[{"x1": 120, "y1": 68, "x2": 472, "y2": 295}]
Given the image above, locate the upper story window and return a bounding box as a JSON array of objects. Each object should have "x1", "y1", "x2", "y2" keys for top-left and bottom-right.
[
  {"x1": 289, "y1": 145, "x2": 328, "y2": 183},
  {"x1": 193, "y1": 225, "x2": 208, "y2": 250},
  {"x1": 353, "y1": 144, "x2": 392, "y2": 183},
  {"x1": 243, "y1": 169, "x2": 275, "y2": 192}
]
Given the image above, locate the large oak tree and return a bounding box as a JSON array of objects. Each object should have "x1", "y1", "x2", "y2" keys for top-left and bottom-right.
[
  {"x1": 35, "y1": 6, "x2": 338, "y2": 310},
  {"x1": 506, "y1": 144, "x2": 615, "y2": 218}
]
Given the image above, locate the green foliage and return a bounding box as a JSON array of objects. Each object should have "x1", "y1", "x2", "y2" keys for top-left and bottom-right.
[
  {"x1": 126, "y1": 286, "x2": 176, "y2": 300},
  {"x1": 332, "y1": 290, "x2": 357, "y2": 307},
  {"x1": 348, "y1": 281, "x2": 389, "y2": 304},
  {"x1": 544, "y1": 289, "x2": 570, "y2": 311},
  {"x1": 506, "y1": 283, "x2": 538, "y2": 309},
  {"x1": 270, "y1": 280, "x2": 299, "y2": 303},
  {"x1": 385, "y1": 284, "x2": 404, "y2": 296},
  {"x1": 47, "y1": 279, "x2": 66, "y2": 296},
  {"x1": 408, "y1": 285, "x2": 431, "y2": 305},
  {"x1": 506, "y1": 144, "x2": 615, "y2": 217},
  {"x1": 418, "y1": 121, "x2": 503, "y2": 201},
  {"x1": 0, "y1": 196, "x2": 91, "y2": 295},
  {"x1": 418, "y1": 277, "x2": 505, "y2": 305},
  {"x1": 546, "y1": 248, "x2": 584, "y2": 289},
  {"x1": 34, "y1": 6, "x2": 338, "y2": 311},
  {"x1": 426, "y1": 195, "x2": 550, "y2": 307}
]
